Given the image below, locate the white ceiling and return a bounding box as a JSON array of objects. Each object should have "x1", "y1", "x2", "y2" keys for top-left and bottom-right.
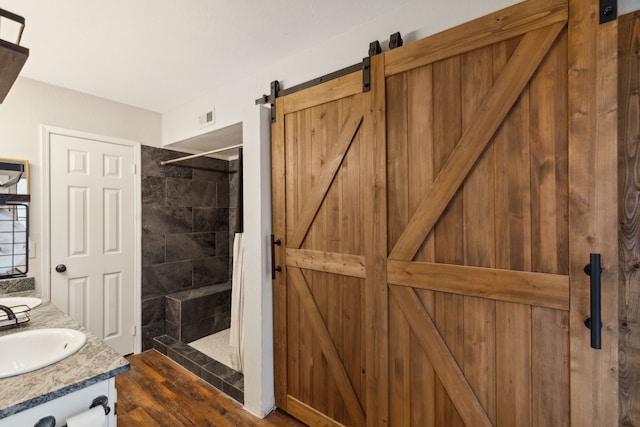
[{"x1": 1, "y1": 0, "x2": 406, "y2": 113}]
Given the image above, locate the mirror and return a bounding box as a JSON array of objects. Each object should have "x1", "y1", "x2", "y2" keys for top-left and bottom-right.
[
  {"x1": 0, "y1": 159, "x2": 29, "y2": 277},
  {"x1": 0, "y1": 158, "x2": 29, "y2": 197}
]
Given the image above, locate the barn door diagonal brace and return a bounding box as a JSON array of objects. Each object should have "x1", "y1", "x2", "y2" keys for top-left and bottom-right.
[{"x1": 255, "y1": 36, "x2": 397, "y2": 122}]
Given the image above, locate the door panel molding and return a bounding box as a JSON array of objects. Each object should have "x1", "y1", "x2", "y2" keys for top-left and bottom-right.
[{"x1": 389, "y1": 22, "x2": 565, "y2": 261}]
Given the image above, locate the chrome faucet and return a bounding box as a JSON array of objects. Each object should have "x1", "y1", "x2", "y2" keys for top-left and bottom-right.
[{"x1": 0, "y1": 305, "x2": 16, "y2": 321}]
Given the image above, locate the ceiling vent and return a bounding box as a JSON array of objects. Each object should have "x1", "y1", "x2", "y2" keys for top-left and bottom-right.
[{"x1": 0, "y1": 8, "x2": 29, "y2": 103}]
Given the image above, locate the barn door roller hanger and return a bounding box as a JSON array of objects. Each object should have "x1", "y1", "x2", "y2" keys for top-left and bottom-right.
[
  {"x1": 256, "y1": 32, "x2": 403, "y2": 123},
  {"x1": 599, "y1": 0, "x2": 617, "y2": 24}
]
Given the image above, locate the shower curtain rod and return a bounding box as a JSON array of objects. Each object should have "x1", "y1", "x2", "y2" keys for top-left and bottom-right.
[{"x1": 160, "y1": 143, "x2": 243, "y2": 166}]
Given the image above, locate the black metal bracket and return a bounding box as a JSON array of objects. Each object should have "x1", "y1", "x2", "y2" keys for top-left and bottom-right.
[
  {"x1": 599, "y1": 0, "x2": 617, "y2": 24},
  {"x1": 368, "y1": 40, "x2": 381, "y2": 56},
  {"x1": 389, "y1": 32, "x2": 403, "y2": 50},
  {"x1": 271, "y1": 234, "x2": 282, "y2": 280},
  {"x1": 362, "y1": 57, "x2": 372, "y2": 93},
  {"x1": 269, "y1": 81, "x2": 280, "y2": 123},
  {"x1": 363, "y1": 39, "x2": 382, "y2": 93},
  {"x1": 254, "y1": 80, "x2": 280, "y2": 123}
]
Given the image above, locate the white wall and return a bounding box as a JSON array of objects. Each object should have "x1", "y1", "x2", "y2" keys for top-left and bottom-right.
[
  {"x1": 0, "y1": 77, "x2": 162, "y2": 293},
  {"x1": 621, "y1": 0, "x2": 640, "y2": 14},
  {"x1": 161, "y1": 0, "x2": 519, "y2": 417}
]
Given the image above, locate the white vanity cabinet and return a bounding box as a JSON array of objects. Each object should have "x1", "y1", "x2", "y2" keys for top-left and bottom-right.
[{"x1": 0, "y1": 378, "x2": 116, "y2": 427}]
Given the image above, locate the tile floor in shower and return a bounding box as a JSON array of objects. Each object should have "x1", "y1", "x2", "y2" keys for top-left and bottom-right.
[
  {"x1": 153, "y1": 328, "x2": 244, "y2": 403},
  {"x1": 189, "y1": 328, "x2": 233, "y2": 369}
]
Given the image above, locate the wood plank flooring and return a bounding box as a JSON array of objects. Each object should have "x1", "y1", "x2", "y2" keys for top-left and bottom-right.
[{"x1": 116, "y1": 350, "x2": 306, "y2": 426}]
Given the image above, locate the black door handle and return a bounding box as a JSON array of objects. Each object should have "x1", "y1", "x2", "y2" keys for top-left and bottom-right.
[
  {"x1": 271, "y1": 234, "x2": 281, "y2": 280},
  {"x1": 584, "y1": 253, "x2": 603, "y2": 350},
  {"x1": 55, "y1": 264, "x2": 67, "y2": 273}
]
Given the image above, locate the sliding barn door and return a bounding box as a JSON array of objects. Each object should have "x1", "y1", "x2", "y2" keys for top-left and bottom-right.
[
  {"x1": 383, "y1": 0, "x2": 618, "y2": 425},
  {"x1": 272, "y1": 71, "x2": 382, "y2": 426},
  {"x1": 385, "y1": 4, "x2": 572, "y2": 427},
  {"x1": 272, "y1": 0, "x2": 618, "y2": 425}
]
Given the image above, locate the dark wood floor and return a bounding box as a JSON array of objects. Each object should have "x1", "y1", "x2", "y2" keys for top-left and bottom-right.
[{"x1": 116, "y1": 350, "x2": 306, "y2": 427}]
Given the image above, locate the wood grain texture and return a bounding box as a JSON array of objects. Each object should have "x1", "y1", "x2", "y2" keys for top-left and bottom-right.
[
  {"x1": 460, "y1": 44, "x2": 497, "y2": 427},
  {"x1": 275, "y1": 71, "x2": 371, "y2": 426},
  {"x1": 493, "y1": 36, "x2": 533, "y2": 274},
  {"x1": 527, "y1": 24, "x2": 571, "y2": 427},
  {"x1": 283, "y1": 72, "x2": 363, "y2": 114},
  {"x1": 618, "y1": 11, "x2": 640, "y2": 427},
  {"x1": 272, "y1": 97, "x2": 289, "y2": 409},
  {"x1": 289, "y1": 267, "x2": 366, "y2": 426},
  {"x1": 389, "y1": 22, "x2": 565, "y2": 261},
  {"x1": 286, "y1": 396, "x2": 347, "y2": 427},
  {"x1": 619, "y1": 320, "x2": 640, "y2": 426},
  {"x1": 531, "y1": 307, "x2": 569, "y2": 427},
  {"x1": 407, "y1": 65, "x2": 435, "y2": 263},
  {"x1": 384, "y1": 0, "x2": 568, "y2": 77},
  {"x1": 285, "y1": 249, "x2": 365, "y2": 278},
  {"x1": 430, "y1": 53, "x2": 465, "y2": 427},
  {"x1": 288, "y1": 108, "x2": 363, "y2": 249},
  {"x1": 388, "y1": 260, "x2": 569, "y2": 310},
  {"x1": 389, "y1": 294, "x2": 412, "y2": 426},
  {"x1": 496, "y1": 302, "x2": 532, "y2": 427},
  {"x1": 363, "y1": 54, "x2": 389, "y2": 427},
  {"x1": 389, "y1": 286, "x2": 493, "y2": 427},
  {"x1": 619, "y1": 11, "x2": 640, "y2": 324},
  {"x1": 568, "y1": 0, "x2": 620, "y2": 425},
  {"x1": 386, "y1": 71, "x2": 409, "y2": 254},
  {"x1": 116, "y1": 351, "x2": 304, "y2": 427},
  {"x1": 530, "y1": 28, "x2": 569, "y2": 276}
]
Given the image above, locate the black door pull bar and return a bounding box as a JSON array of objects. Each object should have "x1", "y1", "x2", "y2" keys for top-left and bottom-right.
[
  {"x1": 271, "y1": 234, "x2": 282, "y2": 280},
  {"x1": 584, "y1": 253, "x2": 603, "y2": 350}
]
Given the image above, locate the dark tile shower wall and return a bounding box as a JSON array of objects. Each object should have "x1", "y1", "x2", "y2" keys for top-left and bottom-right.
[{"x1": 141, "y1": 146, "x2": 237, "y2": 351}]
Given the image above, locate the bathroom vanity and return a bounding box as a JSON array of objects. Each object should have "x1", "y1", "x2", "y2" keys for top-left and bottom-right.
[{"x1": 0, "y1": 292, "x2": 129, "y2": 426}]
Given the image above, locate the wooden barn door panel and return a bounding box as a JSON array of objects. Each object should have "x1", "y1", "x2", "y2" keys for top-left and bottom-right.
[
  {"x1": 272, "y1": 0, "x2": 618, "y2": 425},
  {"x1": 385, "y1": 13, "x2": 571, "y2": 427},
  {"x1": 273, "y1": 73, "x2": 373, "y2": 427}
]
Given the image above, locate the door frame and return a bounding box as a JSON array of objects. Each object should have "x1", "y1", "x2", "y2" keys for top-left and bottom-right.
[{"x1": 40, "y1": 125, "x2": 142, "y2": 354}]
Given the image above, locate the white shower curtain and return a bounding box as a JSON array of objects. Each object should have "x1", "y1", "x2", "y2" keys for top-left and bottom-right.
[{"x1": 229, "y1": 232, "x2": 244, "y2": 372}]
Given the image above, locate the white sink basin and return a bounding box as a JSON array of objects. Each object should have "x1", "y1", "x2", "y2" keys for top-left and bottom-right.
[
  {"x1": 0, "y1": 297, "x2": 42, "y2": 319},
  {"x1": 0, "y1": 328, "x2": 86, "y2": 378}
]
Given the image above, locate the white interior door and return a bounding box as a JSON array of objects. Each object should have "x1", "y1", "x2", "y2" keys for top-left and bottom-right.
[{"x1": 50, "y1": 133, "x2": 136, "y2": 355}]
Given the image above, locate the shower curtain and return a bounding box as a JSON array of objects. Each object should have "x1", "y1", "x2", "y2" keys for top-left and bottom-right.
[
  {"x1": 229, "y1": 232, "x2": 244, "y2": 372},
  {"x1": 229, "y1": 149, "x2": 244, "y2": 372}
]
